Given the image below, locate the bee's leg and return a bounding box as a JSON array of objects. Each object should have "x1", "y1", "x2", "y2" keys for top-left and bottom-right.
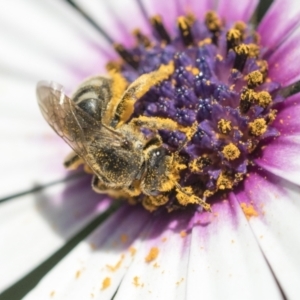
[
  {"x1": 92, "y1": 175, "x2": 137, "y2": 198},
  {"x1": 92, "y1": 175, "x2": 112, "y2": 193},
  {"x1": 129, "y1": 116, "x2": 198, "y2": 143},
  {"x1": 109, "y1": 62, "x2": 174, "y2": 127},
  {"x1": 64, "y1": 151, "x2": 84, "y2": 170}
]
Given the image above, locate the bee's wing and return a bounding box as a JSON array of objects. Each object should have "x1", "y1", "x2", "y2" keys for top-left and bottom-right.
[{"x1": 36, "y1": 81, "x2": 125, "y2": 158}]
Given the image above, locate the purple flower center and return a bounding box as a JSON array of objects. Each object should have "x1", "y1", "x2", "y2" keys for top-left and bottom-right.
[{"x1": 104, "y1": 12, "x2": 282, "y2": 212}]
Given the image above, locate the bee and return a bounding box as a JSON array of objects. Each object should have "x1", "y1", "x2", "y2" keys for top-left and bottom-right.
[{"x1": 36, "y1": 64, "x2": 211, "y2": 211}]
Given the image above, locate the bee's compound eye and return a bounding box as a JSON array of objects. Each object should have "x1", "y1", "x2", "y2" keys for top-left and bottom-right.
[{"x1": 121, "y1": 139, "x2": 131, "y2": 150}]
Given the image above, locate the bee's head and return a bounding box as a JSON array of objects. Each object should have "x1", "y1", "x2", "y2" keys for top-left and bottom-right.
[{"x1": 142, "y1": 147, "x2": 174, "y2": 196}]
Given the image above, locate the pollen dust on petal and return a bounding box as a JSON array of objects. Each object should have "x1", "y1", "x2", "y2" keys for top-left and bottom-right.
[
  {"x1": 180, "y1": 230, "x2": 187, "y2": 238},
  {"x1": 129, "y1": 246, "x2": 137, "y2": 256},
  {"x1": 133, "y1": 276, "x2": 144, "y2": 287},
  {"x1": 240, "y1": 203, "x2": 259, "y2": 219},
  {"x1": 101, "y1": 277, "x2": 111, "y2": 290},
  {"x1": 145, "y1": 247, "x2": 159, "y2": 263},
  {"x1": 50, "y1": 290, "x2": 55, "y2": 297},
  {"x1": 120, "y1": 234, "x2": 128, "y2": 243},
  {"x1": 176, "y1": 278, "x2": 185, "y2": 286},
  {"x1": 106, "y1": 254, "x2": 125, "y2": 272},
  {"x1": 75, "y1": 270, "x2": 81, "y2": 279}
]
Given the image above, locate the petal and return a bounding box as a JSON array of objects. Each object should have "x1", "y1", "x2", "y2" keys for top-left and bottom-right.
[
  {"x1": 234, "y1": 171, "x2": 300, "y2": 299},
  {"x1": 0, "y1": 0, "x2": 111, "y2": 87},
  {"x1": 141, "y1": 0, "x2": 182, "y2": 34},
  {"x1": 186, "y1": 198, "x2": 281, "y2": 299},
  {"x1": 217, "y1": 0, "x2": 259, "y2": 23},
  {"x1": 75, "y1": 0, "x2": 151, "y2": 47},
  {"x1": 182, "y1": 0, "x2": 215, "y2": 21},
  {"x1": 115, "y1": 210, "x2": 194, "y2": 299},
  {"x1": 23, "y1": 205, "x2": 151, "y2": 300},
  {"x1": 267, "y1": 25, "x2": 300, "y2": 87},
  {"x1": 254, "y1": 135, "x2": 300, "y2": 186},
  {"x1": 0, "y1": 76, "x2": 71, "y2": 199},
  {"x1": 272, "y1": 93, "x2": 300, "y2": 136},
  {"x1": 254, "y1": 93, "x2": 300, "y2": 185},
  {"x1": 0, "y1": 176, "x2": 111, "y2": 292},
  {"x1": 258, "y1": 0, "x2": 300, "y2": 55}
]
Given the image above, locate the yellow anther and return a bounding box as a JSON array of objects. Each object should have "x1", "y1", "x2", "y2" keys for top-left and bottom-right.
[
  {"x1": 218, "y1": 119, "x2": 232, "y2": 134},
  {"x1": 257, "y1": 91, "x2": 272, "y2": 108},
  {"x1": 249, "y1": 118, "x2": 267, "y2": 136},
  {"x1": 247, "y1": 70, "x2": 263, "y2": 88},
  {"x1": 222, "y1": 143, "x2": 241, "y2": 160}
]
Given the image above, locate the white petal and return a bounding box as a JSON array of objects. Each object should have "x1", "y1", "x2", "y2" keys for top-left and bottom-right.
[
  {"x1": 0, "y1": 0, "x2": 112, "y2": 89},
  {"x1": 0, "y1": 75, "x2": 71, "y2": 199},
  {"x1": 0, "y1": 176, "x2": 111, "y2": 292},
  {"x1": 115, "y1": 210, "x2": 194, "y2": 300},
  {"x1": 235, "y1": 171, "x2": 300, "y2": 299},
  {"x1": 23, "y1": 205, "x2": 151, "y2": 300},
  {"x1": 186, "y1": 199, "x2": 281, "y2": 299}
]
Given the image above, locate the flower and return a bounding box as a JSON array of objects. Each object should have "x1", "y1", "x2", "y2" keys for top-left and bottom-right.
[{"x1": 1, "y1": 0, "x2": 300, "y2": 299}]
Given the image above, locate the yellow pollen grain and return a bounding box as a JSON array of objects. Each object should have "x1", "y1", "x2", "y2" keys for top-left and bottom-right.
[
  {"x1": 106, "y1": 61, "x2": 122, "y2": 72},
  {"x1": 226, "y1": 29, "x2": 241, "y2": 48},
  {"x1": 205, "y1": 11, "x2": 221, "y2": 32},
  {"x1": 148, "y1": 195, "x2": 169, "y2": 206},
  {"x1": 133, "y1": 276, "x2": 142, "y2": 287},
  {"x1": 106, "y1": 254, "x2": 124, "y2": 272},
  {"x1": 248, "y1": 43, "x2": 260, "y2": 58},
  {"x1": 142, "y1": 197, "x2": 158, "y2": 212},
  {"x1": 267, "y1": 109, "x2": 277, "y2": 123},
  {"x1": 247, "y1": 70, "x2": 263, "y2": 87},
  {"x1": 216, "y1": 54, "x2": 223, "y2": 61},
  {"x1": 145, "y1": 247, "x2": 159, "y2": 263},
  {"x1": 234, "y1": 44, "x2": 249, "y2": 56},
  {"x1": 257, "y1": 91, "x2": 272, "y2": 108},
  {"x1": 198, "y1": 38, "x2": 212, "y2": 46},
  {"x1": 189, "y1": 159, "x2": 201, "y2": 173},
  {"x1": 101, "y1": 277, "x2": 111, "y2": 290},
  {"x1": 180, "y1": 230, "x2": 187, "y2": 238},
  {"x1": 186, "y1": 12, "x2": 196, "y2": 24},
  {"x1": 176, "y1": 187, "x2": 211, "y2": 211},
  {"x1": 75, "y1": 270, "x2": 81, "y2": 279},
  {"x1": 222, "y1": 143, "x2": 240, "y2": 160},
  {"x1": 186, "y1": 65, "x2": 199, "y2": 75},
  {"x1": 240, "y1": 88, "x2": 257, "y2": 103},
  {"x1": 233, "y1": 21, "x2": 246, "y2": 34},
  {"x1": 177, "y1": 16, "x2": 190, "y2": 36},
  {"x1": 129, "y1": 246, "x2": 137, "y2": 256},
  {"x1": 240, "y1": 203, "x2": 259, "y2": 219},
  {"x1": 249, "y1": 118, "x2": 267, "y2": 136},
  {"x1": 257, "y1": 60, "x2": 268, "y2": 76},
  {"x1": 217, "y1": 173, "x2": 233, "y2": 190},
  {"x1": 50, "y1": 291, "x2": 55, "y2": 297},
  {"x1": 218, "y1": 119, "x2": 232, "y2": 134},
  {"x1": 120, "y1": 234, "x2": 128, "y2": 243}
]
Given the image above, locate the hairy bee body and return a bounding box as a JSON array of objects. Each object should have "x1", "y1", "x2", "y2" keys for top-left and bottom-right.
[
  {"x1": 37, "y1": 74, "x2": 173, "y2": 199},
  {"x1": 36, "y1": 66, "x2": 211, "y2": 211}
]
